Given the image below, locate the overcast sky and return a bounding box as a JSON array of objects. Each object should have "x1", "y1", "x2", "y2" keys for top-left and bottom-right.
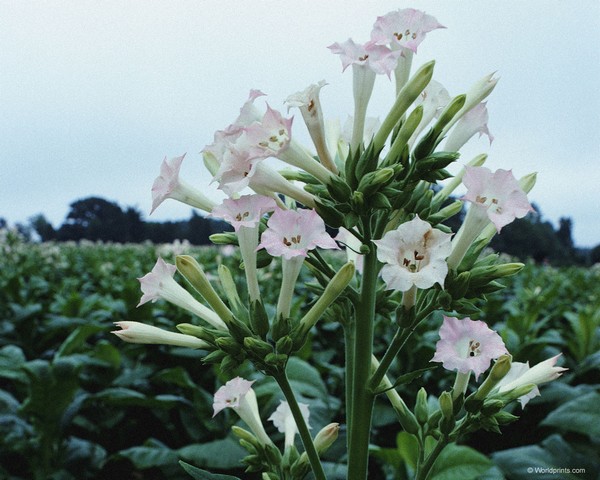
[{"x1": 1, "y1": 1, "x2": 599, "y2": 247}]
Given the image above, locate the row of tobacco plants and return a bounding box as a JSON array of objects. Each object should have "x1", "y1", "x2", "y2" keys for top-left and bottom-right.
[{"x1": 0, "y1": 229, "x2": 598, "y2": 479}]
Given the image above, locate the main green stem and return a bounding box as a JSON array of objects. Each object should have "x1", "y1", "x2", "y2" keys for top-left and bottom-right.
[
  {"x1": 347, "y1": 243, "x2": 378, "y2": 479},
  {"x1": 275, "y1": 371, "x2": 326, "y2": 480}
]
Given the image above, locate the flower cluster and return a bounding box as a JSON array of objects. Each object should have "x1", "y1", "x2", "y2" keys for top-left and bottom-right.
[{"x1": 109, "y1": 7, "x2": 568, "y2": 480}]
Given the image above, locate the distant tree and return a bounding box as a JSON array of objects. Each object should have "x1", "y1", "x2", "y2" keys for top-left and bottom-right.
[
  {"x1": 57, "y1": 197, "x2": 127, "y2": 242},
  {"x1": 590, "y1": 244, "x2": 600, "y2": 265},
  {"x1": 29, "y1": 214, "x2": 56, "y2": 242},
  {"x1": 556, "y1": 217, "x2": 574, "y2": 249},
  {"x1": 0, "y1": 218, "x2": 6, "y2": 229}
]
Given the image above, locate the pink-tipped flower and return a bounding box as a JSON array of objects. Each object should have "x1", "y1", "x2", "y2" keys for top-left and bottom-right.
[
  {"x1": 328, "y1": 39, "x2": 402, "y2": 77},
  {"x1": 463, "y1": 166, "x2": 533, "y2": 233},
  {"x1": 268, "y1": 400, "x2": 310, "y2": 448},
  {"x1": 210, "y1": 195, "x2": 276, "y2": 232},
  {"x1": 213, "y1": 377, "x2": 272, "y2": 446},
  {"x1": 431, "y1": 316, "x2": 508, "y2": 381},
  {"x1": 211, "y1": 195, "x2": 277, "y2": 302},
  {"x1": 258, "y1": 208, "x2": 338, "y2": 260},
  {"x1": 374, "y1": 216, "x2": 452, "y2": 292},
  {"x1": 286, "y1": 81, "x2": 337, "y2": 174},
  {"x1": 138, "y1": 258, "x2": 227, "y2": 330},
  {"x1": 151, "y1": 154, "x2": 216, "y2": 214},
  {"x1": 112, "y1": 321, "x2": 209, "y2": 349},
  {"x1": 496, "y1": 354, "x2": 568, "y2": 408},
  {"x1": 444, "y1": 102, "x2": 494, "y2": 152},
  {"x1": 245, "y1": 105, "x2": 294, "y2": 157},
  {"x1": 371, "y1": 8, "x2": 445, "y2": 52}
]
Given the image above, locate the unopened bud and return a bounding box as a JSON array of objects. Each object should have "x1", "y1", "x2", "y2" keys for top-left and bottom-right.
[
  {"x1": 176, "y1": 323, "x2": 217, "y2": 344},
  {"x1": 519, "y1": 172, "x2": 537, "y2": 194},
  {"x1": 439, "y1": 391, "x2": 453, "y2": 420},
  {"x1": 357, "y1": 167, "x2": 395, "y2": 196},
  {"x1": 313, "y1": 422, "x2": 340, "y2": 455},
  {"x1": 275, "y1": 336, "x2": 293, "y2": 355},
  {"x1": 415, "y1": 388, "x2": 429, "y2": 425},
  {"x1": 215, "y1": 336, "x2": 242, "y2": 356},
  {"x1": 298, "y1": 262, "x2": 355, "y2": 337},
  {"x1": 243, "y1": 337, "x2": 273, "y2": 358},
  {"x1": 209, "y1": 232, "x2": 239, "y2": 245},
  {"x1": 481, "y1": 399, "x2": 504, "y2": 416},
  {"x1": 231, "y1": 426, "x2": 261, "y2": 449},
  {"x1": 374, "y1": 60, "x2": 435, "y2": 150},
  {"x1": 177, "y1": 255, "x2": 234, "y2": 325}
]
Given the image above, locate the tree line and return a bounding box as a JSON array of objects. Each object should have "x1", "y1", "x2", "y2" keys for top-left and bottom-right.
[{"x1": 3, "y1": 195, "x2": 598, "y2": 266}]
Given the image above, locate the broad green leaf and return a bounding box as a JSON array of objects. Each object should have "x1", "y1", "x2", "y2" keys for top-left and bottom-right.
[
  {"x1": 429, "y1": 444, "x2": 493, "y2": 480},
  {"x1": 179, "y1": 461, "x2": 241, "y2": 480},
  {"x1": 540, "y1": 391, "x2": 600, "y2": 438},
  {"x1": 178, "y1": 437, "x2": 246, "y2": 470},
  {"x1": 493, "y1": 434, "x2": 595, "y2": 480},
  {"x1": 56, "y1": 324, "x2": 104, "y2": 357},
  {"x1": 117, "y1": 444, "x2": 178, "y2": 469}
]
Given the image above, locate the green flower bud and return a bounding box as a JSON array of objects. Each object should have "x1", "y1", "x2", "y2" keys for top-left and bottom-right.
[
  {"x1": 415, "y1": 388, "x2": 429, "y2": 425},
  {"x1": 327, "y1": 175, "x2": 353, "y2": 202},
  {"x1": 215, "y1": 336, "x2": 242, "y2": 356},
  {"x1": 275, "y1": 336, "x2": 293, "y2": 355},
  {"x1": 202, "y1": 349, "x2": 227, "y2": 364},
  {"x1": 384, "y1": 105, "x2": 424, "y2": 165},
  {"x1": 209, "y1": 232, "x2": 239, "y2": 245},
  {"x1": 176, "y1": 255, "x2": 234, "y2": 324},
  {"x1": 271, "y1": 315, "x2": 291, "y2": 342},
  {"x1": 374, "y1": 60, "x2": 435, "y2": 150},
  {"x1": 432, "y1": 94, "x2": 467, "y2": 137},
  {"x1": 313, "y1": 422, "x2": 340, "y2": 454},
  {"x1": 243, "y1": 337, "x2": 274, "y2": 359},
  {"x1": 298, "y1": 262, "x2": 355, "y2": 337},
  {"x1": 176, "y1": 323, "x2": 217, "y2": 344},
  {"x1": 519, "y1": 172, "x2": 537, "y2": 194},
  {"x1": 357, "y1": 167, "x2": 395, "y2": 197},
  {"x1": 439, "y1": 391, "x2": 454, "y2": 420},
  {"x1": 473, "y1": 354, "x2": 512, "y2": 401},
  {"x1": 231, "y1": 426, "x2": 261, "y2": 449},
  {"x1": 249, "y1": 300, "x2": 270, "y2": 338},
  {"x1": 481, "y1": 400, "x2": 504, "y2": 416}
]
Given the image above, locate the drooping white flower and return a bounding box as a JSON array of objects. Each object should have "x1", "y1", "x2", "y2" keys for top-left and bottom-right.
[
  {"x1": 213, "y1": 377, "x2": 272, "y2": 446},
  {"x1": 268, "y1": 400, "x2": 310, "y2": 448},
  {"x1": 138, "y1": 258, "x2": 227, "y2": 330}
]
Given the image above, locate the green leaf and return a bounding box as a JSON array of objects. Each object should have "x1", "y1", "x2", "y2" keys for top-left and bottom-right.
[
  {"x1": 117, "y1": 444, "x2": 178, "y2": 469},
  {"x1": 178, "y1": 437, "x2": 246, "y2": 470},
  {"x1": 56, "y1": 324, "x2": 104, "y2": 357},
  {"x1": 179, "y1": 461, "x2": 241, "y2": 480},
  {"x1": 540, "y1": 391, "x2": 600, "y2": 438},
  {"x1": 429, "y1": 444, "x2": 493, "y2": 480},
  {"x1": 493, "y1": 434, "x2": 596, "y2": 480}
]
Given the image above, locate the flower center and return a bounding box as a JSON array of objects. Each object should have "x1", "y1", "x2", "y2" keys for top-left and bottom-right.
[
  {"x1": 467, "y1": 339, "x2": 481, "y2": 358},
  {"x1": 282, "y1": 235, "x2": 302, "y2": 247},
  {"x1": 402, "y1": 249, "x2": 425, "y2": 272},
  {"x1": 358, "y1": 54, "x2": 369, "y2": 62},
  {"x1": 235, "y1": 211, "x2": 250, "y2": 222},
  {"x1": 476, "y1": 195, "x2": 503, "y2": 214}
]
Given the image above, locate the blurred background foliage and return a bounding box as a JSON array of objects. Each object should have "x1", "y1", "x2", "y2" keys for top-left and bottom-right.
[{"x1": 0, "y1": 222, "x2": 598, "y2": 479}]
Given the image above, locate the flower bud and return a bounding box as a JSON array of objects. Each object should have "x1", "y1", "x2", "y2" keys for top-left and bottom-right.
[
  {"x1": 357, "y1": 167, "x2": 395, "y2": 196},
  {"x1": 313, "y1": 423, "x2": 340, "y2": 454},
  {"x1": 384, "y1": 105, "x2": 424, "y2": 164},
  {"x1": 298, "y1": 262, "x2": 355, "y2": 337},
  {"x1": 243, "y1": 337, "x2": 274, "y2": 359},
  {"x1": 275, "y1": 336, "x2": 294, "y2": 355},
  {"x1": 112, "y1": 321, "x2": 210, "y2": 349},
  {"x1": 209, "y1": 232, "x2": 239, "y2": 245},
  {"x1": 177, "y1": 255, "x2": 234, "y2": 324},
  {"x1": 519, "y1": 172, "x2": 537, "y2": 194},
  {"x1": 176, "y1": 323, "x2": 218, "y2": 344},
  {"x1": 374, "y1": 60, "x2": 435, "y2": 150},
  {"x1": 481, "y1": 399, "x2": 504, "y2": 416},
  {"x1": 215, "y1": 336, "x2": 242, "y2": 356},
  {"x1": 249, "y1": 300, "x2": 270, "y2": 338},
  {"x1": 439, "y1": 391, "x2": 453, "y2": 420},
  {"x1": 231, "y1": 426, "x2": 262, "y2": 450},
  {"x1": 415, "y1": 388, "x2": 429, "y2": 425},
  {"x1": 217, "y1": 264, "x2": 248, "y2": 321}
]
